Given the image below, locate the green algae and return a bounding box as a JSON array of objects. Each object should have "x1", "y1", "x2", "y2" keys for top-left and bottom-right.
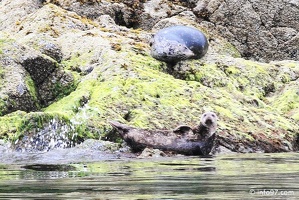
[
  {"x1": 292, "y1": 110, "x2": 299, "y2": 120},
  {"x1": 0, "y1": 9, "x2": 298, "y2": 153},
  {"x1": 62, "y1": 51, "x2": 94, "y2": 71},
  {"x1": 0, "y1": 37, "x2": 14, "y2": 48},
  {"x1": 222, "y1": 42, "x2": 242, "y2": 58},
  {"x1": 40, "y1": 47, "x2": 298, "y2": 150},
  {"x1": 44, "y1": 80, "x2": 93, "y2": 117},
  {"x1": 0, "y1": 110, "x2": 74, "y2": 142},
  {"x1": 52, "y1": 70, "x2": 79, "y2": 101},
  {"x1": 269, "y1": 85, "x2": 299, "y2": 120},
  {"x1": 25, "y1": 76, "x2": 40, "y2": 109}
]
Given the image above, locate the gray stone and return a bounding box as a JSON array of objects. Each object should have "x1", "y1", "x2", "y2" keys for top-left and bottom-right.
[{"x1": 201, "y1": 0, "x2": 299, "y2": 61}]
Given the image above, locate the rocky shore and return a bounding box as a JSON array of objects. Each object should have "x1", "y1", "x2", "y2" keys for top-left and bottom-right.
[{"x1": 0, "y1": 0, "x2": 298, "y2": 155}]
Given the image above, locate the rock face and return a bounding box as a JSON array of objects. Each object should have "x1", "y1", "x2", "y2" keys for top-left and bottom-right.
[
  {"x1": 0, "y1": 33, "x2": 75, "y2": 111},
  {"x1": 44, "y1": 0, "x2": 299, "y2": 62},
  {"x1": 0, "y1": 0, "x2": 298, "y2": 154},
  {"x1": 200, "y1": 0, "x2": 299, "y2": 61}
]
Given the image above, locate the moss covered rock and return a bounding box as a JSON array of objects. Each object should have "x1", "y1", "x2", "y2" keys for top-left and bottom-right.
[{"x1": 0, "y1": 1, "x2": 298, "y2": 154}]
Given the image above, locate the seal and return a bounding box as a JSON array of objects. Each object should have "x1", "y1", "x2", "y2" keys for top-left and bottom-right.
[
  {"x1": 191, "y1": 111, "x2": 218, "y2": 140},
  {"x1": 109, "y1": 112, "x2": 218, "y2": 156},
  {"x1": 150, "y1": 25, "x2": 209, "y2": 63}
]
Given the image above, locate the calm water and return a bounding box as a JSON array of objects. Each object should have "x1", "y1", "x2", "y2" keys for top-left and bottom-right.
[{"x1": 0, "y1": 153, "x2": 299, "y2": 199}]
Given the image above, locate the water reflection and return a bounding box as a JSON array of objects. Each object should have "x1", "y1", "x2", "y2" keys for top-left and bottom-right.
[{"x1": 0, "y1": 153, "x2": 298, "y2": 199}]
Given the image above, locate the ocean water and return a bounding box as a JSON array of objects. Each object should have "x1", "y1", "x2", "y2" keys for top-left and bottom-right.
[{"x1": 0, "y1": 152, "x2": 298, "y2": 199}]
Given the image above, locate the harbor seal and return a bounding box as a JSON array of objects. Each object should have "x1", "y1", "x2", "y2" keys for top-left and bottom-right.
[
  {"x1": 191, "y1": 111, "x2": 218, "y2": 140},
  {"x1": 109, "y1": 112, "x2": 217, "y2": 156},
  {"x1": 150, "y1": 25, "x2": 209, "y2": 63}
]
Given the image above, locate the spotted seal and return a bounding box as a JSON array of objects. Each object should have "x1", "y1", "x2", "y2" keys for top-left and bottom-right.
[
  {"x1": 109, "y1": 112, "x2": 218, "y2": 156},
  {"x1": 150, "y1": 25, "x2": 209, "y2": 63}
]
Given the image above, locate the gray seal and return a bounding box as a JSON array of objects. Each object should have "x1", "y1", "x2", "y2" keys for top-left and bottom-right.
[{"x1": 150, "y1": 25, "x2": 209, "y2": 63}]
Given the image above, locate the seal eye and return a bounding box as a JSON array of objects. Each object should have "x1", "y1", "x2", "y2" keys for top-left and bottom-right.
[
  {"x1": 212, "y1": 114, "x2": 215, "y2": 118},
  {"x1": 203, "y1": 114, "x2": 207, "y2": 117}
]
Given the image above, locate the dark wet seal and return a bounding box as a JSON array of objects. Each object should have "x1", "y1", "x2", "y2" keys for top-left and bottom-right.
[
  {"x1": 109, "y1": 112, "x2": 218, "y2": 156},
  {"x1": 150, "y1": 25, "x2": 209, "y2": 63}
]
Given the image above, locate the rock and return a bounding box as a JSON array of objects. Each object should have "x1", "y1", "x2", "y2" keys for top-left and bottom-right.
[
  {"x1": 138, "y1": 147, "x2": 167, "y2": 158},
  {"x1": 0, "y1": 0, "x2": 41, "y2": 32},
  {"x1": 0, "y1": 0, "x2": 298, "y2": 155},
  {"x1": 152, "y1": 11, "x2": 198, "y2": 31},
  {"x1": 39, "y1": 0, "x2": 298, "y2": 62},
  {"x1": 43, "y1": 0, "x2": 142, "y2": 28},
  {"x1": 39, "y1": 41, "x2": 63, "y2": 62},
  {"x1": 0, "y1": 111, "x2": 78, "y2": 152},
  {"x1": 139, "y1": 0, "x2": 188, "y2": 30},
  {"x1": 19, "y1": 53, "x2": 57, "y2": 85},
  {"x1": 0, "y1": 35, "x2": 40, "y2": 114},
  {"x1": 201, "y1": 0, "x2": 299, "y2": 61},
  {"x1": 0, "y1": 32, "x2": 76, "y2": 111},
  {"x1": 71, "y1": 139, "x2": 121, "y2": 153},
  {"x1": 38, "y1": 68, "x2": 75, "y2": 106}
]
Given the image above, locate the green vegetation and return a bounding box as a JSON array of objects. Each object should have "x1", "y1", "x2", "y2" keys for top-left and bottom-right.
[
  {"x1": 0, "y1": 3, "x2": 298, "y2": 152},
  {"x1": 0, "y1": 110, "x2": 75, "y2": 142}
]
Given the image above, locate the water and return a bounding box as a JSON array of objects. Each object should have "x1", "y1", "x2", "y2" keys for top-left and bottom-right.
[{"x1": 0, "y1": 152, "x2": 298, "y2": 199}]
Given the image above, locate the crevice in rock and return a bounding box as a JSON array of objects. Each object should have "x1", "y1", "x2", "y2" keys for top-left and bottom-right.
[
  {"x1": 114, "y1": 10, "x2": 127, "y2": 27},
  {"x1": 21, "y1": 56, "x2": 57, "y2": 85}
]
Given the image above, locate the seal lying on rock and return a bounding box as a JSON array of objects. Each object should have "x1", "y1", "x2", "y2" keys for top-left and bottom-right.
[
  {"x1": 150, "y1": 25, "x2": 209, "y2": 63},
  {"x1": 109, "y1": 112, "x2": 218, "y2": 156}
]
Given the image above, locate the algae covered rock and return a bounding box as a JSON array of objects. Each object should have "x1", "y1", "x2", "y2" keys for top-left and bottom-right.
[
  {"x1": 0, "y1": 34, "x2": 40, "y2": 115},
  {"x1": 0, "y1": 111, "x2": 78, "y2": 152},
  {"x1": 0, "y1": 0, "x2": 298, "y2": 154},
  {"x1": 0, "y1": 32, "x2": 76, "y2": 112}
]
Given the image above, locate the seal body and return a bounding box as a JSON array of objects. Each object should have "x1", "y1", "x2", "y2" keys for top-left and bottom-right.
[
  {"x1": 150, "y1": 25, "x2": 209, "y2": 62},
  {"x1": 109, "y1": 112, "x2": 217, "y2": 156}
]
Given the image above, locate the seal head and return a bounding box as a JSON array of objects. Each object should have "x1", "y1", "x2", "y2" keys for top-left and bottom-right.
[
  {"x1": 196, "y1": 112, "x2": 218, "y2": 140},
  {"x1": 150, "y1": 25, "x2": 209, "y2": 63}
]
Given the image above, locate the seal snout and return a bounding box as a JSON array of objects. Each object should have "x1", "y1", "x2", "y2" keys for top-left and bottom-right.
[
  {"x1": 205, "y1": 118, "x2": 214, "y2": 126},
  {"x1": 200, "y1": 112, "x2": 218, "y2": 127}
]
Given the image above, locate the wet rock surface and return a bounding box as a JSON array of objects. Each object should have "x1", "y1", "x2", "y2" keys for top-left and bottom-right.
[
  {"x1": 13, "y1": 117, "x2": 76, "y2": 152},
  {"x1": 0, "y1": 0, "x2": 298, "y2": 157},
  {"x1": 0, "y1": 139, "x2": 135, "y2": 164}
]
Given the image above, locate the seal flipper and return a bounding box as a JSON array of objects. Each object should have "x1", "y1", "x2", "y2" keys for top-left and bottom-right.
[
  {"x1": 173, "y1": 125, "x2": 193, "y2": 135},
  {"x1": 109, "y1": 121, "x2": 132, "y2": 138}
]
